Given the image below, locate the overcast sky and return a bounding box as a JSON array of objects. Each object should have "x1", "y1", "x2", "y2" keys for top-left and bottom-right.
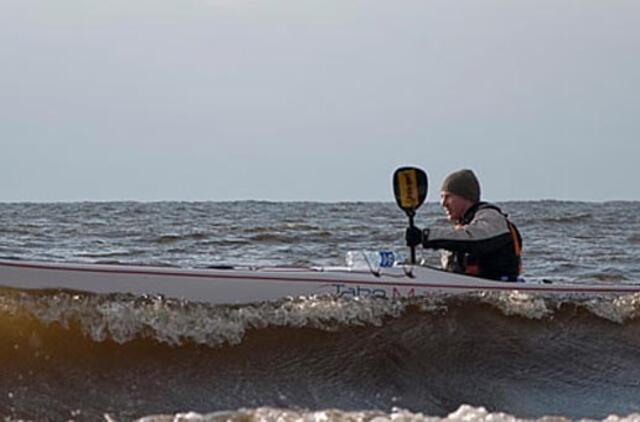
[{"x1": 1, "y1": 0, "x2": 638, "y2": 202}]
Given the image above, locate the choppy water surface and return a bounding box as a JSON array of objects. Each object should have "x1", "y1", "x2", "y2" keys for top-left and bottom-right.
[{"x1": 1, "y1": 200, "x2": 640, "y2": 421}]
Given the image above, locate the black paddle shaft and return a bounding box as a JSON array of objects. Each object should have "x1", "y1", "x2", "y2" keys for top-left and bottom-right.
[{"x1": 408, "y1": 213, "x2": 417, "y2": 264}]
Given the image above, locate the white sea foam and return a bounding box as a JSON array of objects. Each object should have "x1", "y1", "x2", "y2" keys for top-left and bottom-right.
[
  {"x1": 476, "y1": 291, "x2": 554, "y2": 320},
  {"x1": 474, "y1": 290, "x2": 640, "y2": 324},
  {"x1": 582, "y1": 293, "x2": 640, "y2": 324},
  {"x1": 1, "y1": 291, "x2": 407, "y2": 346},
  {"x1": 131, "y1": 404, "x2": 640, "y2": 422},
  {"x1": 4, "y1": 288, "x2": 640, "y2": 347}
]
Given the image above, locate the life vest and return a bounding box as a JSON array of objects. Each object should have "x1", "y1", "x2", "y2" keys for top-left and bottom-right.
[{"x1": 460, "y1": 203, "x2": 522, "y2": 280}]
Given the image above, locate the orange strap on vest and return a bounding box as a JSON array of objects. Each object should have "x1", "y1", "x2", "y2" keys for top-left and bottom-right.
[
  {"x1": 464, "y1": 223, "x2": 522, "y2": 277},
  {"x1": 508, "y1": 222, "x2": 522, "y2": 274},
  {"x1": 465, "y1": 263, "x2": 479, "y2": 275}
]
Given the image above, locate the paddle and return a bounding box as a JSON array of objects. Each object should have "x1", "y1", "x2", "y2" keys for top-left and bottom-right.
[{"x1": 392, "y1": 166, "x2": 428, "y2": 264}]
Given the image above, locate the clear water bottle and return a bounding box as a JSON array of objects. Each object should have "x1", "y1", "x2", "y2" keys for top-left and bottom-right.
[{"x1": 346, "y1": 250, "x2": 400, "y2": 271}]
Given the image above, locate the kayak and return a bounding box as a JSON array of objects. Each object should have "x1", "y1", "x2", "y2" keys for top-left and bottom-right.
[{"x1": 0, "y1": 258, "x2": 639, "y2": 305}]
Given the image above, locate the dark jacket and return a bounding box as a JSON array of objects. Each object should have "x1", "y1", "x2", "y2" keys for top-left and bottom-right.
[{"x1": 423, "y1": 202, "x2": 522, "y2": 281}]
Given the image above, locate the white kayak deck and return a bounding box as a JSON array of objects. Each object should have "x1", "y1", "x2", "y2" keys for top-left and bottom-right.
[{"x1": 0, "y1": 258, "x2": 638, "y2": 305}]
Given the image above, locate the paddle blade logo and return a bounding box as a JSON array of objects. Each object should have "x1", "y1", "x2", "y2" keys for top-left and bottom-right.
[{"x1": 398, "y1": 169, "x2": 419, "y2": 208}]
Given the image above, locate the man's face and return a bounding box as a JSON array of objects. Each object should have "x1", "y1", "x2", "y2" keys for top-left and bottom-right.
[{"x1": 440, "y1": 191, "x2": 472, "y2": 222}]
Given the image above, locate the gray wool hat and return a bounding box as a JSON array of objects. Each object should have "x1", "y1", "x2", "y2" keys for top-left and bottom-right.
[{"x1": 440, "y1": 169, "x2": 481, "y2": 203}]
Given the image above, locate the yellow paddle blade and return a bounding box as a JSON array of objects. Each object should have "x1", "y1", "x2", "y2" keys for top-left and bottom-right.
[{"x1": 393, "y1": 167, "x2": 428, "y2": 215}]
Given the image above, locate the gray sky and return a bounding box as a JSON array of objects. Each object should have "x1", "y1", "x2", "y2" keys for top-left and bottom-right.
[{"x1": 1, "y1": 0, "x2": 639, "y2": 202}]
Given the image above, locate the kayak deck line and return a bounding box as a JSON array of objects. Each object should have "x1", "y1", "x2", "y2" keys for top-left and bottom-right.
[
  {"x1": 0, "y1": 259, "x2": 409, "y2": 284},
  {"x1": 0, "y1": 258, "x2": 472, "y2": 290},
  {"x1": 1, "y1": 258, "x2": 639, "y2": 292}
]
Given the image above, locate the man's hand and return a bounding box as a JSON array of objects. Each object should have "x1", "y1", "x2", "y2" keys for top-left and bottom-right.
[{"x1": 405, "y1": 226, "x2": 423, "y2": 247}]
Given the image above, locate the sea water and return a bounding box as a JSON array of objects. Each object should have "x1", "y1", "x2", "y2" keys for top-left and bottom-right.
[{"x1": 1, "y1": 200, "x2": 640, "y2": 421}]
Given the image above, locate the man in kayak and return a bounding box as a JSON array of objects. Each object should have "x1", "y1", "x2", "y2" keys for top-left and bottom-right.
[{"x1": 405, "y1": 169, "x2": 522, "y2": 281}]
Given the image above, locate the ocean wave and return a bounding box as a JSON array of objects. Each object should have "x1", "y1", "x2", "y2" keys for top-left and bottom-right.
[
  {"x1": 0, "y1": 290, "x2": 407, "y2": 346},
  {"x1": 133, "y1": 405, "x2": 640, "y2": 422},
  {"x1": 250, "y1": 233, "x2": 294, "y2": 243},
  {"x1": 249, "y1": 232, "x2": 333, "y2": 243},
  {"x1": 0, "y1": 227, "x2": 37, "y2": 236},
  {"x1": 74, "y1": 249, "x2": 145, "y2": 259},
  {"x1": 2, "y1": 290, "x2": 640, "y2": 348},
  {"x1": 154, "y1": 233, "x2": 209, "y2": 244},
  {"x1": 243, "y1": 224, "x2": 323, "y2": 233},
  {"x1": 576, "y1": 272, "x2": 630, "y2": 282},
  {"x1": 538, "y1": 213, "x2": 593, "y2": 224},
  {"x1": 4, "y1": 291, "x2": 640, "y2": 420},
  {"x1": 207, "y1": 238, "x2": 252, "y2": 246}
]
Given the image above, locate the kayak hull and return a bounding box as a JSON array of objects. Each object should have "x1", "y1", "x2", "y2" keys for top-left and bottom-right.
[{"x1": 0, "y1": 258, "x2": 638, "y2": 305}]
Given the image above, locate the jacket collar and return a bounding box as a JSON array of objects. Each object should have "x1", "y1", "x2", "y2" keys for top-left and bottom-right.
[{"x1": 460, "y1": 201, "x2": 503, "y2": 225}]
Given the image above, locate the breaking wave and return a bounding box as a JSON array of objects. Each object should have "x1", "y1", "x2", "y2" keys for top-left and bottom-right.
[
  {"x1": 3, "y1": 289, "x2": 640, "y2": 347},
  {"x1": 135, "y1": 405, "x2": 640, "y2": 422}
]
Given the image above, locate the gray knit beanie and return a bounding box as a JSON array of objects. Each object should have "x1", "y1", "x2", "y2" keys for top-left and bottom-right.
[{"x1": 440, "y1": 169, "x2": 481, "y2": 203}]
